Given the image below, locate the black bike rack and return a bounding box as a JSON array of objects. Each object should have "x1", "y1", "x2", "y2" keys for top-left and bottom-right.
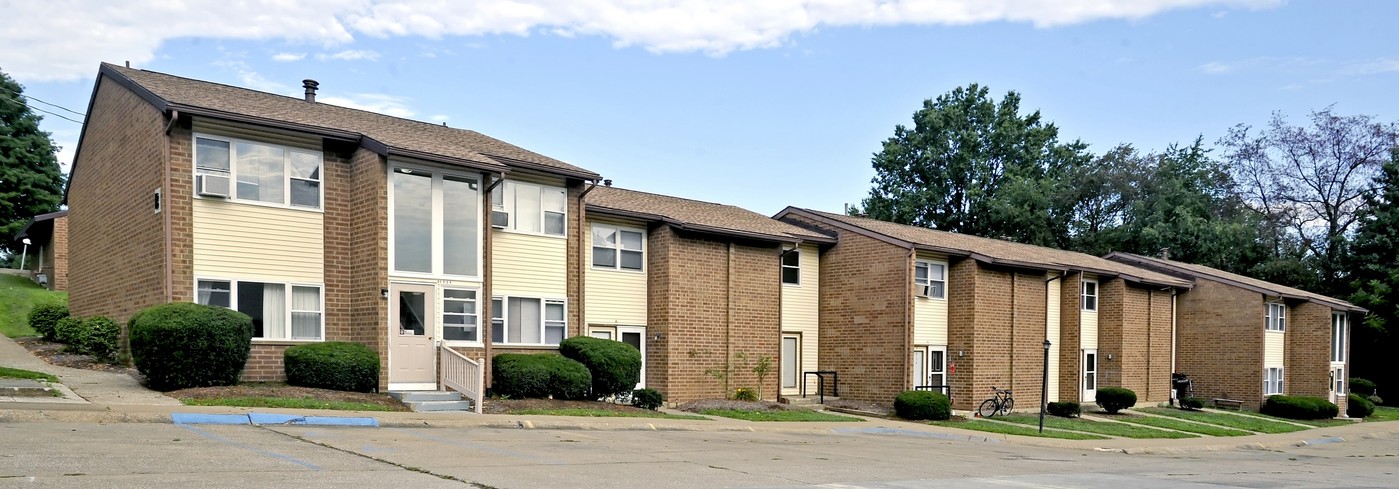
[{"x1": 801, "y1": 371, "x2": 839, "y2": 403}]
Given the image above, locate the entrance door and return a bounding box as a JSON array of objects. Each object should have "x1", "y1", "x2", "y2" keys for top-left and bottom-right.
[
  {"x1": 1083, "y1": 350, "x2": 1098, "y2": 402},
  {"x1": 618, "y1": 326, "x2": 646, "y2": 389},
  {"x1": 781, "y1": 334, "x2": 800, "y2": 393},
  {"x1": 928, "y1": 347, "x2": 946, "y2": 388},
  {"x1": 389, "y1": 283, "x2": 436, "y2": 389},
  {"x1": 912, "y1": 348, "x2": 926, "y2": 388},
  {"x1": 1330, "y1": 365, "x2": 1345, "y2": 406}
]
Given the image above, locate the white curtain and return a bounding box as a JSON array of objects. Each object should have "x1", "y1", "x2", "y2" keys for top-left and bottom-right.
[
  {"x1": 262, "y1": 284, "x2": 287, "y2": 340},
  {"x1": 510, "y1": 298, "x2": 541, "y2": 344},
  {"x1": 291, "y1": 286, "x2": 320, "y2": 340}
]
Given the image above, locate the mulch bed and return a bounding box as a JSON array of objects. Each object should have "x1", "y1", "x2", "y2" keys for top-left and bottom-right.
[
  {"x1": 482, "y1": 398, "x2": 656, "y2": 415},
  {"x1": 823, "y1": 399, "x2": 895, "y2": 417},
  {"x1": 676, "y1": 399, "x2": 797, "y2": 413},
  {"x1": 171, "y1": 383, "x2": 411, "y2": 411},
  {"x1": 14, "y1": 337, "x2": 143, "y2": 380}
]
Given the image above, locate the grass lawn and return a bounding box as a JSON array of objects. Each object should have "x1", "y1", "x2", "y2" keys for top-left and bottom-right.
[
  {"x1": 699, "y1": 409, "x2": 864, "y2": 422},
  {"x1": 997, "y1": 414, "x2": 1197, "y2": 439},
  {"x1": 928, "y1": 419, "x2": 1107, "y2": 440},
  {"x1": 511, "y1": 408, "x2": 708, "y2": 420},
  {"x1": 182, "y1": 397, "x2": 400, "y2": 411},
  {"x1": 1246, "y1": 412, "x2": 1353, "y2": 428},
  {"x1": 0, "y1": 274, "x2": 66, "y2": 338},
  {"x1": 1368, "y1": 406, "x2": 1399, "y2": 422},
  {"x1": 1138, "y1": 407, "x2": 1309, "y2": 434},
  {"x1": 0, "y1": 366, "x2": 59, "y2": 383},
  {"x1": 1099, "y1": 413, "x2": 1253, "y2": 437}
]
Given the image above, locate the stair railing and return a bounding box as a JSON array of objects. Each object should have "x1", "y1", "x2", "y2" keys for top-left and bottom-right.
[{"x1": 440, "y1": 346, "x2": 484, "y2": 414}]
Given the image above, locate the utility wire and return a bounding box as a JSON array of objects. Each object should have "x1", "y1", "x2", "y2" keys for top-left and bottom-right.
[
  {"x1": 0, "y1": 84, "x2": 86, "y2": 116},
  {"x1": 0, "y1": 94, "x2": 84, "y2": 124}
]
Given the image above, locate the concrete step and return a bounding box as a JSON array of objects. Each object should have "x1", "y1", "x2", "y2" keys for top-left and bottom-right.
[
  {"x1": 406, "y1": 400, "x2": 475, "y2": 412},
  {"x1": 388, "y1": 390, "x2": 462, "y2": 403},
  {"x1": 783, "y1": 396, "x2": 839, "y2": 406}
]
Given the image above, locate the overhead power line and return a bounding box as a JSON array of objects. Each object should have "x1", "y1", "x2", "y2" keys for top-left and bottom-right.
[{"x1": 0, "y1": 94, "x2": 84, "y2": 124}]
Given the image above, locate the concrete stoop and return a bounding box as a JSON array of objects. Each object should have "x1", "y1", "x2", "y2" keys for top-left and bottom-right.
[
  {"x1": 781, "y1": 396, "x2": 839, "y2": 408},
  {"x1": 388, "y1": 390, "x2": 475, "y2": 413},
  {"x1": 0, "y1": 379, "x2": 55, "y2": 398}
]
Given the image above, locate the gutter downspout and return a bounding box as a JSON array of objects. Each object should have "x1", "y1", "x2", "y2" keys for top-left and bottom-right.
[
  {"x1": 1171, "y1": 288, "x2": 1179, "y2": 376},
  {"x1": 163, "y1": 110, "x2": 178, "y2": 303},
  {"x1": 1011, "y1": 272, "x2": 1017, "y2": 390},
  {"x1": 576, "y1": 178, "x2": 599, "y2": 339},
  {"x1": 906, "y1": 246, "x2": 916, "y2": 390},
  {"x1": 481, "y1": 172, "x2": 506, "y2": 386}
]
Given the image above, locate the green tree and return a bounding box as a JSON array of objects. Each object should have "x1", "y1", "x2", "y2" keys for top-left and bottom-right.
[
  {"x1": 0, "y1": 68, "x2": 64, "y2": 252},
  {"x1": 860, "y1": 84, "x2": 1090, "y2": 247},
  {"x1": 1347, "y1": 149, "x2": 1399, "y2": 398}
]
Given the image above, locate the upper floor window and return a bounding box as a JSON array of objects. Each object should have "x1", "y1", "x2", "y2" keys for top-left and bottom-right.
[
  {"x1": 1266, "y1": 302, "x2": 1286, "y2": 331},
  {"x1": 592, "y1": 224, "x2": 644, "y2": 271},
  {"x1": 492, "y1": 180, "x2": 566, "y2": 236},
  {"x1": 491, "y1": 296, "x2": 567, "y2": 345},
  {"x1": 194, "y1": 135, "x2": 322, "y2": 209},
  {"x1": 1331, "y1": 312, "x2": 1346, "y2": 362},
  {"x1": 390, "y1": 166, "x2": 480, "y2": 277},
  {"x1": 1081, "y1": 279, "x2": 1098, "y2": 311},
  {"x1": 914, "y1": 261, "x2": 945, "y2": 299},
  {"x1": 196, "y1": 279, "x2": 323, "y2": 341},
  {"x1": 782, "y1": 249, "x2": 801, "y2": 285}
]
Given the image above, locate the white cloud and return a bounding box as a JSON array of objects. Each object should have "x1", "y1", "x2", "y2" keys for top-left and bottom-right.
[
  {"x1": 319, "y1": 49, "x2": 380, "y2": 61},
  {"x1": 4, "y1": 0, "x2": 1283, "y2": 82},
  {"x1": 272, "y1": 52, "x2": 307, "y2": 62},
  {"x1": 319, "y1": 93, "x2": 416, "y2": 118},
  {"x1": 213, "y1": 61, "x2": 292, "y2": 93},
  {"x1": 1347, "y1": 57, "x2": 1399, "y2": 75},
  {"x1": 430, "y1": 114, "x2": 450, "y2": 122}
]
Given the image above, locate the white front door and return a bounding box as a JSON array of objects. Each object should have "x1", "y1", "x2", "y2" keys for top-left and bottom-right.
[
  {"x1": 1083, "y1": 350, "x2": 1098, "y2": 402},
  {"x1": 781, "y1": 334, "x2": 800, "y2": 394},
  {"x1": 911, "y1": 348, "x2": 926, "y2": 388},
  {"x1": 928, "y1": 347, "x2": 946, "y2": 388},
  {"x1": 389, "y1": 283, "x2": 436, "y2": 389},
  {"x1": 1330, "y1": 365, "x2": 1345, "y2": 406},
  {"x1": 618, "y1": 326, "x2": 646, "y2": 389}
]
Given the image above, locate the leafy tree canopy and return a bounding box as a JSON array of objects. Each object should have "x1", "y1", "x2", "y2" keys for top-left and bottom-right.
[{"x1": 0, "y1": 68, "x2": 64, "y2": 253}]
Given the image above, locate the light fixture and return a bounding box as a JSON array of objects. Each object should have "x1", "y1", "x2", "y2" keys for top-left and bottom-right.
[
  {"x1": 381, "y1": 288, "x2": 389, "y2": 299},
  {"x1": 18, "y1": 238, "x2": 31, "y2": 270}
]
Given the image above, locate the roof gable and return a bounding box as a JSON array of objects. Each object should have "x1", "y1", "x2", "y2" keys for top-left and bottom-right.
[
  {"x1": 588, "y1": 187, "x2": 833, "y2": 244},
  {"x1": 1106, "y1": 252, "x2": 1363, "y2": 312}
]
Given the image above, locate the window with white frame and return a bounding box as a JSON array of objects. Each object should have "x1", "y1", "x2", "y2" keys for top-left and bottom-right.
[
  {"x1": 1266, "y1": 302, "x2": 1286, "y2": 331},
  {"x1": 1331, "y1": 312, "x2": 1347, "y2": 363},
  {"x1": 491, "y1": 180, "x2": 566, "y2": 236},
  {"x1": 442, "y1": 289, "x2": 480, "y2": 342},
  {"x1": 490, "y1": 296, "x2": 566, "y2": 345},
  {"x1": 194, "y1": 135, "x2": 322, "y2": 209},
  {"x1": 914, "y1": 261, "x2": 946, "y2": 299},
  {"x1": 391, "y1": 166, "x2": 480, "y2": 277},
  {"x1": 592, "y1": 224, "x2": 644, "y2": 271},
  {"x1": 196, "y1": 279, "x2": 323, "y2": 341},
  {"x1": 1081, "y1": 279, "x2": 1098, "y2": 311},
  {"x1": 782, "y1": 249, "x2": 800, "y2": 285},
  {"x1": 1264, "y1": 367, "x2": 1284, "y2": 396}
]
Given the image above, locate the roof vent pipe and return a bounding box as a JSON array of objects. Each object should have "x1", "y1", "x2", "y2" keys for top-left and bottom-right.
[
  {"x1": 603, "y1": 179, "x2": 613, "y2": 187},
  {"x1": 303, "y1": 79, "x2": 319, "y2": 103}
]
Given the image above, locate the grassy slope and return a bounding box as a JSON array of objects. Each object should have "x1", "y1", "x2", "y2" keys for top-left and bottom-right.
[
  {"x1": 1104, "y1": 413, "x2": 1254, "y2": 437},
  {"x1": 0, "y1": 366, "x2": 59, "y2": 383},
  {"x1": 997, "y1": 414, "x2": 1198, "y2": 439},
  {"x1": 511, "y1": 408, "x2": 708, "y2": 420},
  {"x1": 927, "y1": 419, "x2": 1107, "y2": 440},
  {"x1": 1138, "y1": 407, "x2": 1309, "y2": 434},
  {"x1": 699, "y1": 409, "x2": 863, "y2": 422},
  {"x1": 0, "y1": 274, "x2": 66, "y2": 338}
]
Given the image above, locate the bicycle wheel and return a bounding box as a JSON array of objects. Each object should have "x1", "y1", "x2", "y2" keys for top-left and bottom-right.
[
  {"x1": 1000, "y1": 398, "x2": 1015, "y2": 415},
  {"x1": 978, "y1": 399, "x2": 999, "y2": 418}
]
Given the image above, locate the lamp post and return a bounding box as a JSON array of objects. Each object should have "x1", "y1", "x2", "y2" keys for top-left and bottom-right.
[
  {"x1": 1039, "y1": 339, "x2": 1051, "y2": 433},
  {"x1": 18, "y1": 238, "x2": 31, "y2": 270}
]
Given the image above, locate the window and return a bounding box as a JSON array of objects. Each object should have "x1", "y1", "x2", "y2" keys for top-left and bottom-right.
[
  {"x1": 196, "y1": 279, "x2": 323, "y2": 341},
  {"x1": 490, "y1": 296, "x2": 567, "y2": 345},
  {"x1": 911, "y1": 346, "x2": 947, "y2": 389},
  {"x1": 194, "y1": 135, "x2": 322, "y2": 209},
  {"x1": 1266, "y1": 302, "x2": 1286, "y2": 331},
  {"x1": 592, "y1": 224, "x2": 644, "y2": 271},
  {"x1": 914, "y1": 261, "x2": 946, "y2": 299},
  {"x1": 782, "y1": 249, "x2": 800, "y2": 285},
  {"x1": 1332, "y1": 313, "x2": 1347, "y2": 363},
  {"x1": 442, "y1": 289, "x2": 479, "y2": 342},
  {"x1": 1081, "y1": 280, "x2": 1098, "y2": 311},
  {"x1": 492, "y1": 180, "x2": 566, "y2": 236},
  {"x1": 1264, "y1": 367, "x2": 1284, "y2": 396},
  {"x1": 390, "y1": 166, "x2": 480, "y2": 277}
]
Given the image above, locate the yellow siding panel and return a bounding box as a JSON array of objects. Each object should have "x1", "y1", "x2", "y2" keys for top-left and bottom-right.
[
  {"x1": 781, "y1": 244, "x2": 821, "y2": 394},
  {"x1": 585, "y1": 217, "x2": 648, "y2": 325},
  {"x1": 492, "y1": 231, "x2": 567, "y2": 297},
  {"x1": 1046, "y1": 273, "x2": 1062, "y2": 402},
  {"x1": 913, "y1": 253, "x2": 949, "y2": 346},
  {"x1": 1081, "y1": 274, "x2": 1099, "y2": 350},
  {"x1": 1264, "y1": 331, "x2": 1285, "y2": 368},
  {"x1": 192, "y1": 199, "x2": 322, "y2": 282}
]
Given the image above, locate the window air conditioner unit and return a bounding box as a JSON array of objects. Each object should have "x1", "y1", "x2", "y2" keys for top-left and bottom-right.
[
  {"x1": 918, "y1": 284, "x2": 933, "y2": 298},
  {"x1": 490, "y1": 210, "x2": 510, "y2": 228},
  {"x1": 197, "y1": 174, "x2": 231, "y2": 198}
]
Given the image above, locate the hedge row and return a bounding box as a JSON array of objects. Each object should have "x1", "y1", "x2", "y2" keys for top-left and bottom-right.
[{"x1": 1262, "y1": 395, "x2": 1339, "y2": 420}]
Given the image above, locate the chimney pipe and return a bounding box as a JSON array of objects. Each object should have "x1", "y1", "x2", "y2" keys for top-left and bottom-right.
[
  {"x1": 603, "y1": 179, "x2": 613, "y2": 187},
  {"x1": 303, "y1": 79, "x2": 319, "y2": 103}
]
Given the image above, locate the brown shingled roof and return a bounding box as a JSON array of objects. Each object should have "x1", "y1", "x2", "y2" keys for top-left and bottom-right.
[
  {"x1": 100, "y1": 63, "x2": 597, "y2": 179},
  {"x1": 779, "y1": 207, "x2": 1191, "y2": 288},
  {"x1": 1106, "y1": 252, "x2": 1363, "y2": 312},
  {"x1": 587, "y1": 187, "x2": 833, "y2": 243}
]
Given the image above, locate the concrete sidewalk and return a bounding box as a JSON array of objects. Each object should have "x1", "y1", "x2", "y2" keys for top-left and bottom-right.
[{"x1": 0, "y1": 334, "x2": 180, "y2": 406}]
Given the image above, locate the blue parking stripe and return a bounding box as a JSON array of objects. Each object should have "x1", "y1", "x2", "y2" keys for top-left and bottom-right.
[
  {"x1": 249, "y1": 412, "x2": 379, "y2": 427},
  {"x1": 171, "y1": 413, "x2": 251, "y2": 425}
]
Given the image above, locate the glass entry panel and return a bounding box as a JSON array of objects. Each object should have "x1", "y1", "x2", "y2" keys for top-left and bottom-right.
[
  {"x1": 782, "y1": 335, "x2": 799, "y2": 390},
  {"x1": 1083, "y1": 350, "x2": 1098, "y2": 402},
  {"x1": 928, "y1": 348, "x2": 946, "y2": 387},
  {"x1": 618, "y1": 326, "x2": 646, "y2": 389}
]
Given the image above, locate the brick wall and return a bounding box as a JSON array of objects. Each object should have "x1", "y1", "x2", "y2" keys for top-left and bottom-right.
[
  {"x1": 1287, "y1": 302, "x2": 1333, "y2": 401},
  {"x1": 1098, "y1": 282, "x2": 1172, "y2": 403},
  {"x1": 347, "y1": 148, "x2": 390, "y2": 389},
  {"x1": 951, "y1": 265, "x2": 1048, "y2": 412},
  {"x1": 68, "y1": 78, "x2": 171, "y2": 340},
  {"x1": 40, "y1": 216, "x2": 68, "y2": 291},
  {"x1": 1177, "y1": 278, "x2": 1264, "y2": 407},
  {"x1": 1058, "y1": 272, "x2": 1082, "y2": 402},
  {"x1": 947, "y1": 258, "x2": 977, "y2": 408},
  {"x1": 1148, "y1": 289, "x2": 1173, "y2": 403}
]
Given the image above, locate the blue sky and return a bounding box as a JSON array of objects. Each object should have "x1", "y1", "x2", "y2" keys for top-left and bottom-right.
[{"x1": 8, "y1": 1, "x2": 1398, "y2": 215}]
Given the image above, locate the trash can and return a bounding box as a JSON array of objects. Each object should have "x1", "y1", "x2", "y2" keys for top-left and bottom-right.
[{"x1": 1171, "y1": 373, "x2": 1192, "y2": 405}]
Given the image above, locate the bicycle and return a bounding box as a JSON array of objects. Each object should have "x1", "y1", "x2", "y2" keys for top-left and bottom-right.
[{"x1": 978, "y1": 387, "x2": 1014, "y2": 418}]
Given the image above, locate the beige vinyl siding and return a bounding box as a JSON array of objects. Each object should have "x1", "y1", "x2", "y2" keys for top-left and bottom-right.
[
  {"x1": 1264, "y1": 330, "x2": 1285, "y2": 368},
  {"x1": 192, "y1": 199, "x2": 322, "y2": 282},
  {"x1": 1081, "y1": 274, "x2": 1099, "y2": 350},
  {"x1": 912, "y1": 253, "x2": 949, "y2": 346},
  {"x1": 492, "y1": 231, "x2": 567, "y2": 297},
  {"x1": 1046, "y1": 273, "x2": 1062, "y2": 402},
  {"x1": 585, "y1": 217, "x2": 647, "y2": 325},
  {"x1": 781, "y1": 243, "x2": 820, "y2": 394}
]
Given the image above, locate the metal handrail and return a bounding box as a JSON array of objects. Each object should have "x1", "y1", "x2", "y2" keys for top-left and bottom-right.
[
  {"x1": 801, "y1": 371, "x2": 839, "y2": 403},
  {"x1": 439, "y1": 346, "x2": 484, "y2": 414}
]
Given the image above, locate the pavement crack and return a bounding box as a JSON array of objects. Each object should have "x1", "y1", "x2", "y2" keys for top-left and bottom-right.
[{"x1": 257, "y1": 426, "x2": 480, "y2": 486}]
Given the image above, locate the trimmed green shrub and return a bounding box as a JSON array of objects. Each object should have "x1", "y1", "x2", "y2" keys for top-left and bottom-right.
[
  {"x1": 1367, "y1": 394, "x2": 1384, "y2": 405},
  {"x1": 558, "y1": 335, "x2": 641, "y2": 398},
  {"x1": 53, "y1": 317, "x2": 83, "y2": 348},
  {"x1": 1095, "y1": 387, "x2": 1137, "y2": 414},
  {"x1": 733, "y1": 387, "x2": 759, "y2": 401},
  {"x1": 284, "y1": 342, "x2": 380, "y2": 393},
  {"x1": 1180, "y1": 397, "x2": 1205, "y2": 410},
  {"x1": 28, "y1": 303, "x2": 68, "y2": 341},
  {"x1": 1348, "y1": 393, "x2": 1376, "y2": 418},
  {"x1": 492, "y1": 354, "x2": 592, "y2": 400},
  {"x1": 1047, "y1": 401, "x2": 1081, "y2": 418},
  {"x1": 129, "y1": 302, "x2": 253, "y2": 391},
  {"x1": 1262, "y1": 395, "x2": 1339, "y2": 420},
  {"x1": 893, "y1": 390, "x2": 952, "y2": 421},
  {"x1": 1349, "y1": 378, "x2": 1377, "y2": 396},
  {"x1": 632, "y1": 388, "x2": 664, "y2": 410},
  {"x1": 81, "y1": 316, "x2": 120, "y2": 361}
]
